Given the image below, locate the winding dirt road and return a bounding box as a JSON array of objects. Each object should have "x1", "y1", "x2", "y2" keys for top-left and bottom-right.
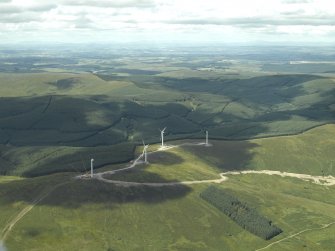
[
  {"x1": 224, "y1": 170, "x2": 335, "y2": 186},
  {"x1": 77, "y1": 142, "x2": 335, "y2": 187},
  {"x1": 77, "y1": 142, "x2": 232, "y2": 187},
  {"x1": 96, "y1": 172, "x2": 228, "y2": 187}
]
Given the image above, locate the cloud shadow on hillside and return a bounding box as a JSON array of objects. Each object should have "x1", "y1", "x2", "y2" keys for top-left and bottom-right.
[
  {"x1": 0, "y1": 172, "x2": 192, "y2": 209},
  {"x1": 182, "y1": 141, "x2": 258, "y2": 171}
]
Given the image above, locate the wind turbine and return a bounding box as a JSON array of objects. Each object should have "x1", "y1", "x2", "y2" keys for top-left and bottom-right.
[
  {"x1": 160, "y1": 127, "x2": 167, "y2": 148},
  {"x1": 90, "y1": 158, "x2": 94, "y2": 178},
  {"x1": 142, "y1": 140, "x2": 149, "y2": 164},
  {"x1": 205, "y1": 130, "x2": 209, "y2": 146}
]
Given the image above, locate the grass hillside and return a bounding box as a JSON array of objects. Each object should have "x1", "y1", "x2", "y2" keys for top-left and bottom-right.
[
  {"x1": 108, "y1": 146, "x2": 219, "y2": 183},
  {"x1": 0, "y1": 71, "x2": 334, "y2": 177},
  {"x1": 0, "y1": 138, "x2": 335, "y2": 250},
  {"x1": 183, "y1": 124, "x2": 335, "y2": 176},
  {"x1": 0, "y1": 124, "x2": 334, "y2": 250}
]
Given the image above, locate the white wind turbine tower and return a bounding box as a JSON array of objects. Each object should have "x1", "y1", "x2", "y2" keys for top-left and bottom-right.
[
  {"x1": 142, "y1": 140, "x2": 149, "y2": 164},
  {"x1": 160, "y1": 127, "x2": 167, "y2": 148},
  {"x1": 205, "y1": 130, "x2": 209, "y2": 146},
  {"x1": 90, "y1": 158, "x2": 94, "y2": 178}
]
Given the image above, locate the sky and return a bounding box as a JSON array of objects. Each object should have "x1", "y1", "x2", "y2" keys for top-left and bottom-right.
[{"x1": 0, "y1": 0, "x2": 335, "y2": 45}]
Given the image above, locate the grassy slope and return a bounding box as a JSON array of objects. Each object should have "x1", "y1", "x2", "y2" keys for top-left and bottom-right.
[
  {"x1": 0, "y1": 124, "x2": 334, "y2": 250},
  {"x1": 182, "y1": 124, "x2": 335, "y2": 176},
  {"x1": 223, "y1": 175, "x2": 335, "y2": 251},
  {"x1": 109, "y1": 146, "x2": 219, "y2": 182},
  {"x1": 249, "y1": 124, "x2": 335, "y2": 176},
  {"x1": 0, "y1": 73, "x2": 136, "y2": 97},
  {"x1": 1, "y1": 173, "x2": 334, "y2": 251}
]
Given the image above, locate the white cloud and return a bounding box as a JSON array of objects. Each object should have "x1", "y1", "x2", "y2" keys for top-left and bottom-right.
[
  {"x1": 62, "y1": 0, "x2": 155, "y2": 8},
  {"x1": 281, "y1": 0, "x2": 313, "y2": 4},
  {"x1": 0, "y1": 0, "x2": 335, "y2": 44}
]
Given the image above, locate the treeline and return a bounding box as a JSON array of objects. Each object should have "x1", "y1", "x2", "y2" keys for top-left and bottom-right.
[{"x1": 200, "y1": 186, "x2": 282, "y2": 240}]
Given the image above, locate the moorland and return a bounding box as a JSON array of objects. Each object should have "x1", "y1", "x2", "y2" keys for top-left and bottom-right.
[{"x1": 0, "y1": 44, "x2": 334, "y2": 251}]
